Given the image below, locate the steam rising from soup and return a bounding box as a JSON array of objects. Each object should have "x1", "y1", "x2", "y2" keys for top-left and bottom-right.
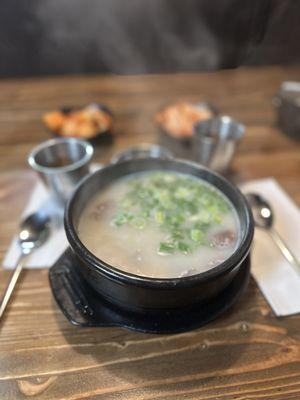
[{"x1": 78, "y1": 171, "x2": 240, "y2": 278}]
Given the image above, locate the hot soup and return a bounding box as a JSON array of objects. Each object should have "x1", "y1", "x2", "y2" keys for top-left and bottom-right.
[{"x1": 78, "y1": 171, "x2": 240, "y2": 278}]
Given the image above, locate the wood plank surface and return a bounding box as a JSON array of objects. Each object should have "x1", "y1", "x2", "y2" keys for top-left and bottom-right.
[{"x1": 0, "y1": 66, "x2": 300, "y2": 399}]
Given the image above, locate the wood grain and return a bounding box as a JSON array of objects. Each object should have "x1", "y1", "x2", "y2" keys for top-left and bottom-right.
[{"x1": 1, "y1": 66, "x2": 300, "y2": 399}]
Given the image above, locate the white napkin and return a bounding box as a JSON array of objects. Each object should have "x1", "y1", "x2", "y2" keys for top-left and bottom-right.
[
  {"x1": 3, "y1": 164, "x2": 102, "y2": 270},
  {"x1": 241, "y1": 178, "x2": 300, "y2": 317},
  {"x1": 3, "y1": 181, "x2": 68, "y2": 269}
]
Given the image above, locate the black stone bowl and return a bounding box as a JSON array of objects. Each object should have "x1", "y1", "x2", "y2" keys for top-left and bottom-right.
[{"x1": 64, "y1": 158, "x2": 254, "y2": 312}]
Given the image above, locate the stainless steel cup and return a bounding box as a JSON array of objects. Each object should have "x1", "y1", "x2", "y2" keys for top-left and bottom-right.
[
  {"x1": 193, "y1": 116, "x2": 245, "y2": 172},
  {"x1": 111, "y1": 143, "x2": 173, "y2": 164},
  {"x1": 273, "y1": 81, "x2": 300, "y2": 141},
  {"x1": 28, "y1": 138, "x2": 94, "y2": 207}
]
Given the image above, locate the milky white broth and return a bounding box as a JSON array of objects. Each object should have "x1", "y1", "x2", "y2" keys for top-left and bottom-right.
[{"x1": 78, "y1": 171, "x2": 240, "y2": 278}]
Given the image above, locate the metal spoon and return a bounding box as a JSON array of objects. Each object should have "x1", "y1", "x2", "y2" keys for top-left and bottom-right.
[
  {"x1": 0, "y1": 212, "x2": 50, "y2": 319},
  {"x1": 246, "y1": 193, "x2": 300, "y2": 274}
]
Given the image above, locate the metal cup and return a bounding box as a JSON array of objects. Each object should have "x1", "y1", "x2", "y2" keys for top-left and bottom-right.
[
  {"x1": 193, "y1": 116, "x2": 245, "y2": 172},
  {"x1": 111, "y1": 143, "x2": 173, "y2": 164},
  {"x1": 273, "y1": 81, "x2": 300, "y2": 141},
  {"x1": 28, "y1": 138, "x2": 94, "y2": 207}
]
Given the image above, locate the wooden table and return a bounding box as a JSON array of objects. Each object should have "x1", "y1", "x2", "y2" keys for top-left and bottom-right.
[{"x1": 1, "y1": 67, "x2": 300, "y2": 399}]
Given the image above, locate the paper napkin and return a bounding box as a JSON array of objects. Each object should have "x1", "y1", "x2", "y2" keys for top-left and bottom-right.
[
  {"x1": 241, "y1": 178, "x2": 300, "y2": 317},
  {"x1": 3, "y1": 181, "x2": 68, "y2": 269},
  {"x1": 3, "y1": 164, "x2": 101, "y2": 269}
]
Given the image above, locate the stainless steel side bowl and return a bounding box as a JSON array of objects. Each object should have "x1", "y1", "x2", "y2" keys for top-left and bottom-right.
[
  {"x1": 28, "y1": 138, "x2": 94, "y2": 206},
  {"x1": 193, "y1": 116, "x2": 245, "y2": 172},
  {"x1": 111, "y1": 143, "x2": 173, "y2": 164}
]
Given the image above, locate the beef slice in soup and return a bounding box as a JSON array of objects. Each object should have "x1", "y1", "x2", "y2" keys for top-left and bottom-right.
[
  {"x1": 78, "y1": 171, "x2": 240, "y2": 278},
  {"x1": 211, "y1": 230, "x2": 236, "y2": 248}
]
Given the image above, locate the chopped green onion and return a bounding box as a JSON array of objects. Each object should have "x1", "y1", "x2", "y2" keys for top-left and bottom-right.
[
  {"x1": 111, "y1": 171, "x2": 231, "y2": 257},
  {"x1": 190, "y1": 229, "x2": 203, "y2": 242},
  {"x1": 158, "y1": 242, "x2": 175, "y2": 255},
  {"x1": 178, "y1": 242, "x2": 190, "y2": 254},
  {"x1": 155, "y1": 211, "x2": 165, "y2": 224}
]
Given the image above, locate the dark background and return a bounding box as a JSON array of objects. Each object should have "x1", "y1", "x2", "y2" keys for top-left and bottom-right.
[{"x1": 0, "y1": 0, "x2": 299, "y2": 78}]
